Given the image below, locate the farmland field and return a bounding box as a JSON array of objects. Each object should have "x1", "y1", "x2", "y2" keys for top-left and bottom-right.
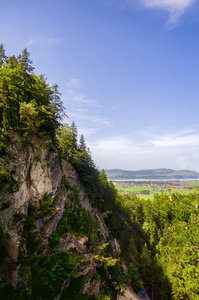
[{"x1": 113, "y1": 180, "x2": 199, "y2": 200}]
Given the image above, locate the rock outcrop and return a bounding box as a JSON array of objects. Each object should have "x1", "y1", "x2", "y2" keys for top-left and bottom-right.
[
  {"x1": 0, "y1": 132, "x2": 129, "y2": 299},
  {"x1": 0, "y1": 132, "x2": 62, "y2": 237}
]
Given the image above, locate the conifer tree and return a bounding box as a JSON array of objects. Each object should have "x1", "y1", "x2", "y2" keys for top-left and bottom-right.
[
  {"x1": 0, "y1": 45, "x2": 65, "y2": 139},
  {"x1": 0, "y1": 43, "x2": 7, "y2": 67}
]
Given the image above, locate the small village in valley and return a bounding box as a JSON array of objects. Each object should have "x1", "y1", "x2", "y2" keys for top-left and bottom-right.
[{"x1": 114, "y1": 180, "x2": 199, "y2": 199}]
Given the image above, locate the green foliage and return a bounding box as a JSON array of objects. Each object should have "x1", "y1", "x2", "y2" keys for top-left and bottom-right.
[
  {"x1": 39, "y1": 192, "x2": 55, "y2": 218},
  {"x1": 48, "y1": 232, "x2": 60, "y2": 248},
  {"x1": 18, "y1": 265, "x2": 32, "y2": 298},
  {"x1": 62, "y1": 175, "x2": 73, "y2": 190},
  {"x1": 0, "y1": 162, "x2": 10, "y2": 188},
  {"x1": 65, "y1": 199, "x2": 101, "y2": 241},
  {"x1": 58, "y1": 122, "x2": 79, "y2": 163},
  {"x1": 115, "y1": 190, "x2": 199, "y2": 299},
  {"x1": 0, "y1": 227, "x2": 9, "y2": 264},
  {"x1": 31, "y1": 249, "x2": 80, "y2": 300},
  {"x1": 6, "y1": 176, "x2": 19, "y2": 194},
  {"x1": 61, "y1": 275, "x2": 87, "y2": 299},
  {"x1": 139, "y1": 189, "x2": 150, "y2": 194},
  {"x1": 13, "y1": 212, "x2": 26, "y2": 223},
  {"x1": 127, "y1": 262, "x2": 142, "y2": 293},
  {"x1": 156, "y1": 214, "x2": 199, "y2": 299},
  {"x1": 15, "y1": 202, "x2": 82, "y2": 299},
  {"x1": 56, "y1": 210, "x2": 68, "y2": 236},
  {"x1": 126, "y1": 237, "x2": 140, "y2": 266},
  {"x1": 58, "y1": 126, "x2": 102, "y2": 206},
  {"x1": 20, "y1": 132, "x2": 34, "y2": 146},
  {"x1": 96, "y1": 261, "x2": 126, "y2": 299},
  {"x1": 0, "y1": 45, "x2": 65, "y2": 141},
  {"x1": 0, "y1": 129, "x2": 9, "y2": 154},
  {"x1": 95, "y1": 242, "x2": 119, "y2": 270}
]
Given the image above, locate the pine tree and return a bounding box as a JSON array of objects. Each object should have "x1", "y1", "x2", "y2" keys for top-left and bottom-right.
[
  {"x1": 0, "y1": 45, "x2": 64, "y2": 139},
  {"x1": 0, "y1": 43, "x2": 7, "y2": 67}
]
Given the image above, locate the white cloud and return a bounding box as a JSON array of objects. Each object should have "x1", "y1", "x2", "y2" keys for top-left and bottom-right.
[
  {"x1": 89, "y1": 128, "x2": 199, "y2": 171},
  {"x1": 153, "y1": 133, "x2": 199, "y2": 147},
  {"x1": 141, "y1": 0, "x2": 197, "y2": 25},
  {"x1": 28, "y1": 37, "x2": 60, "y2": 45}
]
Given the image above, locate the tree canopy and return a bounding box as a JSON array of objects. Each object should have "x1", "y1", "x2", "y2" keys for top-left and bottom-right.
[{"x1": 0, "y1": 44, "x2": 65, "y2": 141}]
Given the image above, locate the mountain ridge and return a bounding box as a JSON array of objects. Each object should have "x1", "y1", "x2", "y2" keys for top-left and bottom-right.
[{"x1": 105, "y1": 168, "x2": 199, "y2": 179}]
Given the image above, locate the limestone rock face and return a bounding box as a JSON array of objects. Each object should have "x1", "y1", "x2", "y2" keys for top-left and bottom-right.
[
  {"x1": 0, "y1": 131, "x2": 109, "y2": 250},
  {"x1": 0, "y1": 132, "x2": 63, "y2": 242},
  {"x1": 117, "y1": 287, "x2": 141, "y2": 300}
]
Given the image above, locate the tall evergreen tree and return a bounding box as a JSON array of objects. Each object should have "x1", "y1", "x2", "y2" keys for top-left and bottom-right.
[
  {"x1": 0, "y1": 43, "x2": 7, "y2": 67},
  {"x1": 0, "y1": 45, "x2": 65, "y2": 139}
]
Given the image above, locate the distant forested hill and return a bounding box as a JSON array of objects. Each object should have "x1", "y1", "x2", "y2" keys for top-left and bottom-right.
[{"x1": 105, "y1": 168, "x2": 199, "y2": 180}]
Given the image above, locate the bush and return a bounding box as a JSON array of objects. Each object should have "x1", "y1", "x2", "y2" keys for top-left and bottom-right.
[
  {"x1": 0, "y1": 227, "x2": 9, "y2": 264},
  {"x1": 0, "y1": 163, "x2": 10, "y2": 188},
  {"x1": 31, "y1": 249, "x2": 80, "y2": 300},
  {"x1": 0, "y1": 131, "x2": 10, "y2": 155},
  {"x1": 20, "y1": 132, "x2": 34, "y2": 146},
  {"x1": 48, "y1": 232, "x2": 60, "y2": 248},
  {"x1": 39, "y1": 193, "x2": 55, "y2": 217}
]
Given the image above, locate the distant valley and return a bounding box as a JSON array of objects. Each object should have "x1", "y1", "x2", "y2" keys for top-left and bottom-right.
[{"x1": 105, "y1": 168, "x2": 199, "y2": 180}]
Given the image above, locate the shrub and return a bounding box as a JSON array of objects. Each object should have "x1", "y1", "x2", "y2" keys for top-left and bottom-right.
[{"x1": 0, "y1": 163, "x2": 10, "y2": 188}]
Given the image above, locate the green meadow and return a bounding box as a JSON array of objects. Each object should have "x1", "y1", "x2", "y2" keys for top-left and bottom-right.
[{"x1": 114, "y1": 181, "x2": 199, "y2": 200}]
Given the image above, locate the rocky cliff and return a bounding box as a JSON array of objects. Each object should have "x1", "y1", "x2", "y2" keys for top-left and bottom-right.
[{"x1": 0, "y1": 132, "x2": 139, "y2": 299}]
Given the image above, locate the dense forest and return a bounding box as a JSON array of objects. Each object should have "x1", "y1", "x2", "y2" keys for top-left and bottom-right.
[{"x1": 0, "y1": 46, "x2": 199, "y2": 299}]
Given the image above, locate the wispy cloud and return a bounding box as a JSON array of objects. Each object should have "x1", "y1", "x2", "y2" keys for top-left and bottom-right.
[
  {"x1": 103, "y1": 0, "x2": 198, "y2": 26},
  {"x1": 65, "y1": 89, "x2": 100, "y2": 108},
  {"x1": 66, "y1": 77, "x2": 84, "y2": 89},
  {"x1": 28, "y1": 37, "x2": 60, "y2": 45},
  {"x1": 68, "y1": 111, "x2": 112, "y2": 126},
  {"x1": 71, "y1": 95, "x2": 100, "y2": 107},
  {"x1": 141, "y1": 0, "x2": 197, "y2": 26},
  {"x1": 63, "y1": 79, "x2": 112, "y2": 137}
]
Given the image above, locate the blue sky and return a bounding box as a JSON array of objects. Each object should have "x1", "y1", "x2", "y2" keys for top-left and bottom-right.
[{"x1": 1, "y1": 0, "x2": 199, "y2": 171}]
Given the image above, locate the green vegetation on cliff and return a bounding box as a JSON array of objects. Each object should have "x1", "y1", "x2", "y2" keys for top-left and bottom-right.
[{"x1": 0, "y1": 43, "x2": 65, "y2": 148}]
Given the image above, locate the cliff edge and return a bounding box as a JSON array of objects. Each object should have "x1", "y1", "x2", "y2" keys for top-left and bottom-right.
[{"x1": 0, "y1": 132, "x2": 137, "y2": 300}]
